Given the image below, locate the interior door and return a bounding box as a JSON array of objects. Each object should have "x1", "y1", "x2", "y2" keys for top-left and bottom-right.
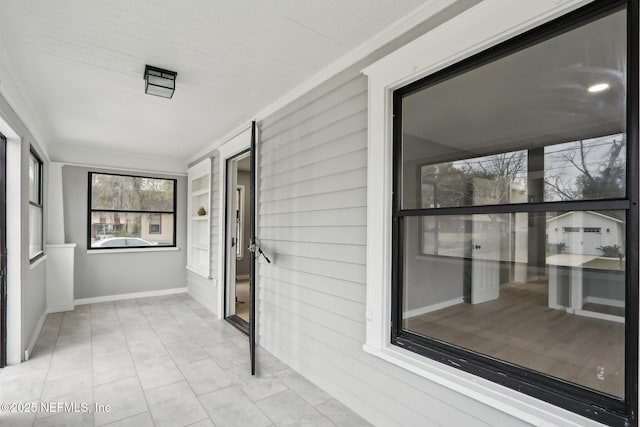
[
  {"x1": 0, "y1": 134, "x2": 6, "y2": 368},
  {"x1": 470, "y1": 217, "x2": 501, "y2": 305}
]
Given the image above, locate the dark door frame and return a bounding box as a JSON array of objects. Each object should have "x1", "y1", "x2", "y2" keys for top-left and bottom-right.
[
  {"x1": 220, "y1": 121, "x2": 259, "y2": 376},
  {"x1": 223, "y1": 148, "x2": 251, "y2": 336},
  {"x1": 0, "y1": 133, "x2": 6, "y2": 368},
  {"x1": 249, "y1": 120, "x2": 257, "y2": 375}
]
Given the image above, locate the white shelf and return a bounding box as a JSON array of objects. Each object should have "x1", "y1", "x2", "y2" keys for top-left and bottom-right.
[
  {"x1": 187, "y1": 158, "x2": 212, "y2": 279},
  {"x1": 191, "y1": 189, "x2": 209, "y2": 197},
  {"x1": 185, "y1": 265, "x2": 210, "y2": 279}
]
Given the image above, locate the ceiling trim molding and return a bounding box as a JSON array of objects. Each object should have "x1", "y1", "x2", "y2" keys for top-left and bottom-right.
[
  {"x1": 188, "y1": 0, "x2": 462, "y2": 163},
  {"x1": 51, "y1": 143, "x2": 187, "y2": 175},
  {"x1": 59, "y1": 161, "x2": 187, "y2": 177}
]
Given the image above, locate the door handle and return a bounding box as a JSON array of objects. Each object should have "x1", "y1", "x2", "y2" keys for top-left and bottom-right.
[
  {"x1": 248, "y1": 243, "x2": 271, "y2": 263},
  {"x1": 258, "y1": 247, "x2": 271, "y2": 263}
]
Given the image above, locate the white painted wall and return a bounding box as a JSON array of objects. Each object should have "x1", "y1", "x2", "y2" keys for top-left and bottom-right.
[{"x1": 61, "y1": 165, "x2": 187, "y2": 300}]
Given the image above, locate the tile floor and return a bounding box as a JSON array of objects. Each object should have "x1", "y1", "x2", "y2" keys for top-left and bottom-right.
[{"x1": 0, "y1": 293, "x2": 370, "y2": 427}]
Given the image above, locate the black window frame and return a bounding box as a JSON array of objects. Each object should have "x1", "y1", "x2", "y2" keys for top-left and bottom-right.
[
  {"x1": 29, "y1": 148, "x2": 44, "y2": 263},
  {"x1": 390, "y1": 1, "x2": 638, "y2": 425},
  {"x1": 87, "y1": 172, "x2": 178, "y2": 250}
]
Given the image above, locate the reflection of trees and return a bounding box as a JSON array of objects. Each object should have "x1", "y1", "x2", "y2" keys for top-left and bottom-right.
[
  {"x1": 91, "y1": 175, "x2": 174, "y2": 211},
  {"x1": 544, "y1": 137, "x2": 625, "y2": 201},
  {"x1": 462, "y1": 151, "x2": 526, "y2": 204},
  {"x1": 422, "y1": 151, "x2": 526, "y2": 206}
]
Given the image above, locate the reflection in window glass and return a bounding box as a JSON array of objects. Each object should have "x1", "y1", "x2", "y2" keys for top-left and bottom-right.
[
  {"x1": 401, "y1": 8, "x2": 627, "y2": 209},
  {"x1": 29, "y1": 204, "x2": 43, "y2": 259},
  {"x1": 544, "y1": 134, "x2": 626, "y2": 201},
  {"x1": 90, "y1": 212, "x2": 174, "y2": 247},
  {"x1": 91, "y1": 174, "x2": 175, "y2": 212},
  {"x1": 420, "y1": 151, "x2": 528, "y2": 208},
  {"x1": 29, "y1": 151, "x2": 43, "y2": 260},
  {"x1": 29, "y1": 155, "x2": 40, "y2": 203},
  {"x1": 406, "y1": 210, "x2": 625, "y2": 397}
]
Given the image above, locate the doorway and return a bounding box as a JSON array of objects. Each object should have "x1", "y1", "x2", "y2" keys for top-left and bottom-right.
[{"x1": 224, "y1": 151, "x2": 251, "y2": 333}]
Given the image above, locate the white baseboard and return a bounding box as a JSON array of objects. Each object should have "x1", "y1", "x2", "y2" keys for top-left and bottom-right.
[
  {"x1": 583, "y1": 296, "x2": 625, "y2": 308},
  {"x1": 47, "y1": 305, "x2": 75, "y2": 314},
  {"x1": 575, "y1": 308, "x2": 624, "y2": 324},
  {"x1": 403, "y1": 297, "x2": 464, "y2": 319},
  {"x1": 236, "y1": 274, "x2": 250, "y2": 280},
  {"x1": 24, "y1": 309, "x2": 48, "y2": 361},
  {"x1": 74, "y1": 287, "x2": 188, "y2": 305}
]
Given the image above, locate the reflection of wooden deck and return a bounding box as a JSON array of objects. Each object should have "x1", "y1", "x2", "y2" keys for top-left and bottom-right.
[{"x1": 404, "y1": 282, "x2": 624, "y2": 398}]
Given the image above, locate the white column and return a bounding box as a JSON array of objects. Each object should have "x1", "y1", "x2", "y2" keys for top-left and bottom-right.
[
  {"x1": 47, "y1": 162, "x2": 65, "y2": 244},
  {"x1": 46, "y1": 162, "x2": 75, "y2": 313}
]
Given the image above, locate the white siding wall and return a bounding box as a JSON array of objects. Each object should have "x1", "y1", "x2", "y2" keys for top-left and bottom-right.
[
  {"x1": 187, "y1": 151, "x2": 220, "y2": 314},
  {"x1": 256, "y1": 65, "x2": 523, "y2": 426}
]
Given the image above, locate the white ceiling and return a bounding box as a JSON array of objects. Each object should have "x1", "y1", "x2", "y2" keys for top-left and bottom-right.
[{"x1": 0, "y1": 0, "x2": 428, "y2": 163}]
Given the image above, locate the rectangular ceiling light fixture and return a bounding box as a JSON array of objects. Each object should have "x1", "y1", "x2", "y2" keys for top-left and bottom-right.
[{"x1": 144, "y1": 65, "x2": 177, "y2": 99}]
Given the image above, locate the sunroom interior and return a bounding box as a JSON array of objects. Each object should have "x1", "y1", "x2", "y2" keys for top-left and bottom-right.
[{"x1": 0, "y1": 0, "x2": 636, "y2": 426}]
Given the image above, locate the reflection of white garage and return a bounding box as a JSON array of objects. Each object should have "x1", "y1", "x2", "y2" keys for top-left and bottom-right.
[
  {"x1": 565, "y1": 226, "x2": 600, "y2": 255},
  {"x1": 546, "y1": 211, "x2": 624, "y2": 256}
]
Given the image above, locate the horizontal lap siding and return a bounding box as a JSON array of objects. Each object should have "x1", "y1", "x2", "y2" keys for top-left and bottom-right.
[
  {"x1": 187, "y1": 152, "x2": 220, "y2": 315},
  {"x1": 259, "y1": 300, "x2": 519, "y2": 427},
  {"x1": 257, "y1": 64, "x2": 527, "y2": 426}
]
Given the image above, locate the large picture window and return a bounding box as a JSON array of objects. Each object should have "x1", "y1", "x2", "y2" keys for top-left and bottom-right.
[
  {"x1": 29, "y1": 149, "x2": 43, "y2": 262},
  {"x1": 392, "y1": 2, "x2": 636, "y2": 425},
  {"x1": 88, "y1": 173, "x2": 177, "y2": 249}
]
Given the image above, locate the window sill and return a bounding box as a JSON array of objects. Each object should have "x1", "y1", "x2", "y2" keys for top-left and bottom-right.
[
  {"x1": 88, "y1": 247, "x2": 180, "y2": 254},
  {"x1": 362, "y1": 343, "x2": 603, "y2": 426},
  {"x1": 185, "y1": 265, "x2": 210, "y2": 279},
  {"x1": 29, "y1": 254, "x2": 47, "y2": 269}
]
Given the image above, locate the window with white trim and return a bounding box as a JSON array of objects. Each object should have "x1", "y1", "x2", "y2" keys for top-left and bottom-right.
[{"x1": 364, "y1": 1, "x2": 637, "y2": 425}]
